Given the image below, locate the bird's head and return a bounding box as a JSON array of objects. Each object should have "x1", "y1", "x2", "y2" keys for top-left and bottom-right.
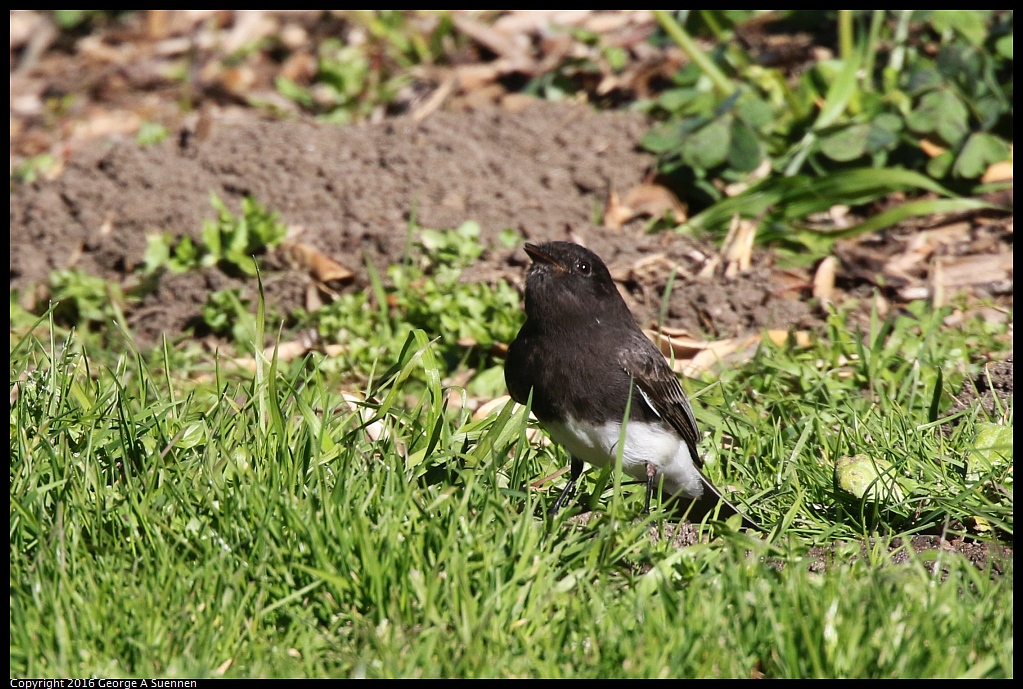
[{"x1": 521, "y1": 241, "x2": 630, "y2": 326}]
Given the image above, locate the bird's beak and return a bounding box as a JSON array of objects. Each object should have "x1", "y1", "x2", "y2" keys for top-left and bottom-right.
[{"x1": 524, "y1": 243, "x2": 563, "y2": 269}]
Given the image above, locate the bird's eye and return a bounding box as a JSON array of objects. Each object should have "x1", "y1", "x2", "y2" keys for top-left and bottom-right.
[{"x1": 577, "y1": 261, "x2": 591, "y2": 274}]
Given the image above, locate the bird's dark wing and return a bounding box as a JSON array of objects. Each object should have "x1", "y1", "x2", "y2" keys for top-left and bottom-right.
[
  {"x1": 616, "y1": 331, "x2": 702, "y2": 467},
  {"x1": 618, "y1": 331, "x2": 761, "y2": 530}
]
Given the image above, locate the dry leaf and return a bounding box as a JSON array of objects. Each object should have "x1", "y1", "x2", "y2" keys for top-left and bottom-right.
[
  {"x1": 77, "y1": 35, "x2": 130, "y2": 63},
  {"x1": 323, "y1": 344, "x2": 345, "y2": 358},
  {"x1": 279, "y1": 50, "x2": 317, "y2": 84},
  {"x1": 455, "y1": 82, "x2": 506, "y2": 111},
  {"x1": 280, "y1": 240, "x2": 355, "y2": 284},
  {"x1": 493, "y1": 10, "x2": 594, "y2": 35},
  {"x1": 411, "y1": 75, "x2": 456, "y2": 122},
  {"x1": 900, "y1": 284, "x2": 931, "y2": 303},
  {"x1": 982, "y1": 160, "x2": 1013, "y2": 184},
  {"x1": 12, "y1": 13, "x2": 57, "y2": 74},
  {"x1": 280, "y1": 23, "x2": 309, "y2": 51},
  {"x1": 582, "y1": 10, "x2": 653, "y2": 34},
  {"x1": 220, "y1": 65, "x2": 256, "y2": 96},
  {"x1": 452, "y1": 14, "x2": 534, "y2": 72},
  {"x1": 698, "y1": 214, "x2": 739, "y2": 278},
  {"x1": 455, "y1": 63, "x2": 502, "y2": 91},
  {"x1": 10, "y1": 11, "x2": 43, "y2": 50},
  {"x1": 723, "y1": 158, "x2": 771, "y2": 197},
  {"x1": 154, "y1": 36, "x2": 193, "y2": 56},
  {"x1": 230, "y1": 330, "x2": 321, "y2": 371},
  {"x1": 473, "y1": 394, "x2": 515, "y2": 421},
  {"x1": 304, "y1": 283, "x2": 324, "y2": 313},
  {"x1": 97, "y1": 211, "x2": 115, "y2": 237},
  {"x1": 472, "y1": 395, "x2": 544, "y2": 444},
  {"x1": 645, "y1": 329, "x2": 708, "y2": 361},
  {"x1": 604, "y1": 190, "x2": 629, "y2": 230},
  {"x1": 924, "y1": 221, "x2": 972, "y2": 246},
  {"x1": 683, "y1": 336, "x2": 757, "y2": 377},
  {"x1": 71, "y1": 110, "x2": 141, "y2": 141},
  {"x1": 342, "y1": 392, "x2": 391, "y2": 447},
  {"x1": 723, "y1": 216, "x2": 756, "y2": 277},
  {"x1": 147, "y1": 10, "x2": 169, "y2": 40},
  {"x1": 670, "y1": 330, "x2": 809, "y2": 377},
  {"x1": 919, "y1": 138, "x2": 947, "y2": 158},
  {"x1": 773, "y1": 267, "x2": 812, "y2": 295},
  {"x1": 699, "y1": 213, "x2": 755, "y2": 280},
  {"x1": 932, "y1": 252, "x2": 1013, "y2": 306},
  {"x1": 655, "y1": 324, "x2": 698, "y2": 338},
  {"x1": 500, "y1": 92, "x2": 537, "y2": 114},
  {"x1": 529, "y1": 466, "x2": 570, "y2": 490},
  {"x1": 829, "y1": 204, "x2": 853, "y2": 229},
  {"x1": 627, "y1": 252, "x2": 673, "y2": 285},
  {"x1": 222, "y1": 10, "x2": 276, "y2": 55},
  {"x1": 604, "y1": 184, "x2": 686, "y2": 230},
  {"x1": 813, "y1": 256, "x2": 836, "y2": 302},
  {"x1": 765, "y1": 330, "x2": 811, "y2": 347},
  {"x1": 624, "y1": 184, "x2": 687, "y2": 221}
]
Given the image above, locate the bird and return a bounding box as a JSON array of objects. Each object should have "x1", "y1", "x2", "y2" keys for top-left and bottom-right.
[{"x1": 504, "y1": 241, "x2": 759, "y2": 529}]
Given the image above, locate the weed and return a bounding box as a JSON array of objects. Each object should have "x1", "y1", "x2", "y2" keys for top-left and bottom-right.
[
  {"x1": 145, "y1": 194, "x2": 288, "y2": 277},
  {"x1": 641, "y1": 10, "x2": 1011, "y2": 247}
]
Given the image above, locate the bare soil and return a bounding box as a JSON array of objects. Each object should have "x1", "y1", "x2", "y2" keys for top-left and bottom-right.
[{"x1": 10, "y1": 101, "x2": 816, "y2": 345}]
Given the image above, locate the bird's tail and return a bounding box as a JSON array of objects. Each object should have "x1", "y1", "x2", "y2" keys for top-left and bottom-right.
[{"x1": 671, "y1": 475, "x2": 761, "y2": 531}]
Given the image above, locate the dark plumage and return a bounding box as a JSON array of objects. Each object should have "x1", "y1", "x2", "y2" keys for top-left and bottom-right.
[{"x1": 505, "y1": 241, "x2": 758, "y2": 529}]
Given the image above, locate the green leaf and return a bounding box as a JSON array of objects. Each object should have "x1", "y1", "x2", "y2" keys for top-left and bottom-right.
[
  {"x1": 53, "y1": 9, "x2": 88, "y2": 28},
  {"x1": 969, "y1": 422, "x2": 1012, "y2": 484},
  {"x1": 143, "y1": 234, "x2": 171, "y2": 274},
  {"x1": 906, "y1": 90, "x2": 969, "y2": 146},
  {"x1": 865, "y1": 113, "x2": 902, "y2": 154},
  {"x1": 925, "y1": 150, "x2": 955, "y2": 179},
  {"x1": 136, "y1": 121, "x2": 169, "y2": 147},
  {"x1": 727, "y1": 117, "x2": 762, "y2": 172},
  {"x1": 813, "y1": 54, "x2": 861, "y2": 131},
  {"x1": 821, "y1": 197, "x2": 996, "y2": 239},
  {"x1": 930, "y1": 10, "x2": 991, "y2": 46},
  {"x1": 685, "y1": 116, "x2": 730, "y2": 170},
  {"x1": 835, "y1": 454, "x2": 906, "y2": 503},
  {"x1": 995, "y1": 32, "x2": 1013, "y2": 59},
  {"x1": 683, "y1": 168, "x2": 961, "y2": 235},
  {"x1": 974, "y1": 94, "x2": 1008, "y2": 131},
  {"x1": 953, "y1": 132, "x2": 1010, "y2": 179},
  {"x1": 642, "y1": 125, "x2": 684, "y2": 154},
  {"x1": 819, "y1": 124, "x2": 870, "y2": 162},
  {"x1": 276, "y1": 76, "x2": 314, "y2": 107},
  {"x1": 658, "y1": 87, "x2": 699, "y2": 113},
  {"x1": 171, "y1": 236, "x2": 200, "y2": 272},
  {"x1": 735, "y1": 91, "x2": 775, "y2": 132}
]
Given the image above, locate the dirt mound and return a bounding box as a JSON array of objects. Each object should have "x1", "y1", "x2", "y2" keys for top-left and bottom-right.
[{"x1": 10, "y1": 100, "x2": 813, "y2": 344}]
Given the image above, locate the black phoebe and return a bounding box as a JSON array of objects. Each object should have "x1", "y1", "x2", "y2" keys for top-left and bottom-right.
[{"x1": 505, "y1": 241, "x2": 759, "y2": 529}]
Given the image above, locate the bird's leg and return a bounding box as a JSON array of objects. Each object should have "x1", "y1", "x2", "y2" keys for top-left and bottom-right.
[
  {"x1": 549, "y1": 456, "x2": 584, "y2": 515},
  {"x1": 644, "y1": 463, "x2": 658, "y2": 514}
]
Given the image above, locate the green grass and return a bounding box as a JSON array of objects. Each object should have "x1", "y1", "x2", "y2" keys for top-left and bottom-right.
[{"x1": 9, "y1": 292, "x2": 1012, "y2": 678}]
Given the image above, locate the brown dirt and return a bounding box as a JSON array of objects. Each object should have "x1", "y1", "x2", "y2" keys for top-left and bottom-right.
[
  {"x1": 643, "y1": 520, "x2": 1012, "y2": 571},
  {"x1": 950, "y1": 353, "x2": 1013, "y2": 420},
  {"x1": 10, "y1": 100, "x2": 814, "y2": 345}
]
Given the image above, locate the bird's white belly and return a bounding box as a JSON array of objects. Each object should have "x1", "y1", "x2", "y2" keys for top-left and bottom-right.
[{"x1": 543, "y1": 417, "x2": 705, "y2": 498}]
